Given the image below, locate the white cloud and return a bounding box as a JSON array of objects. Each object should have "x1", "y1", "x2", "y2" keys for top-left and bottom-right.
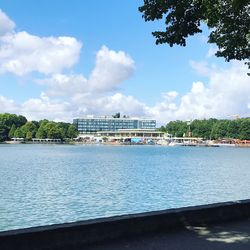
[
  {"x1": 21, "y1": 93, "x2": 73, "y2": 121},
  {"x1": 0, "y1": 32, "x2": 82, "y2": 75},
  {"x1": 147, "y1": 62, "x2": 250, "y2": 124},
  {"x1": 0, "y1": 95, "x2": 18, "y2": 113},
  {"x1": 39, "y1": 46, "x2": 135, "y2": 96},
  {"x1": 74, "y1": 93, "x2": 146, "y2": 117},
  {"x1": 189, "y1": 60, "x2": 211, "y2": 76},
  {"x1": 38, "y1": 73, "x2": 88, "y2": 96},
  {"x1": 0, "y1": 10, "x2": 82, "y2": 76},
  {"x1": 88, "y1": 46, "x2": 135, "y2": 92},
  {"x1": 0, "y1": 9, "x2": 15, "y2": 36}
]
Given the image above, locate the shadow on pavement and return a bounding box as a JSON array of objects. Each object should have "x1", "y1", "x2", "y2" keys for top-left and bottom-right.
[{"x1": 84, "y1": 219, "x2": 250, "y2": 250}]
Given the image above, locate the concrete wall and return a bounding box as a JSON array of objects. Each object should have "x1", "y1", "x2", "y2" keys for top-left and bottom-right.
[{"x1": 1, "y1": 199, "x2": 250, "y2": 250}]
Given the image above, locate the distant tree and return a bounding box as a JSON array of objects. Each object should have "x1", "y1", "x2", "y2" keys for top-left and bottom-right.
[
  {"x1": 39, "y1": 119, "x2": 49, "y2": 127},
  {"x1": 226, "y1": 120, "x2": 239, "y2": 138},
  {"x1": 210, "y1": 120, "x2": 229, "y2": 139},
  {"x1": 159, "y1": 125, "x2": 167, "y2": 132},
  {"x1": 139, "y1": 0, "x2": 250, "y2": 70},
  {"x1": 112, "y1": 112, "x2": 121, "y2": 118},
  {"x1": 1, "y1": 113, "x2": 25, "y2": 127},
  {"x1": 36, "y1": 126, "x2": 47, "y2": 139},
  {"x1": 239, "y1": 118, "x2": 250, "y2": 140},
  {"x1": 0, "y1": 123, "x2": 8, "y2": 141},
  {"x1": 165, "y1": 120, "x2": 188, "y2": 137},
  {"x1": 57, "y1": 122, "x2": 71, "y2": 138},
  {"x1": 20, "y1": 122, "x2": 38, "y2": 139},
  {"x1": 67, "y1": 124, "x2": 78, "y2": 139},
  {"x1": 47, "y1": 126, "x2": 64, "y2": 140},
  {"x1": 191, "y1": 119, "x2": 218, "y2": 139},
  {"x1": 43, "y1": 122, "x2": 64, "y2": 139},
  {"x1": 8, "y1": 124, "x2": 16, "y2": 139},
  {"x1": 26, "y1": 131, "x2": 33, "y2": 141},
  {"x1": 32, "y1": 120, "x2": 40, "y2": 129},
  {"x1": 14, "y1": 128, "x2": 24, "y2": 138},
  {"x1": 15, "y1": 115, "x2": 27, "y2": 128}
]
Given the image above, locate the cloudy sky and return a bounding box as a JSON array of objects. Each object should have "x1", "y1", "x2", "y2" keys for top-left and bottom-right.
[{"x1": 0, "y1": 0, "x2": 249, "y2": 125}]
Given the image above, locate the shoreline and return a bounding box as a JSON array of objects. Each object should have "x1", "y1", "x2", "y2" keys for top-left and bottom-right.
[{"x1": 1, "y1": 141, "x2": 250, "y2": 147}]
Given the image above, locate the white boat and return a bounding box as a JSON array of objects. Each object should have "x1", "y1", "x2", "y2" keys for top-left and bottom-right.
[
  {"x1": 169, "y1": 141, "x2": 183, "y2": 146},
  {"x1": 213, "y1": 143, "x2": 236, "y2": 147}
]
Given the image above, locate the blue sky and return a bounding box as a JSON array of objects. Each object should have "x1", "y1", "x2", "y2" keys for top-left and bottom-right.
[{"x1": 0, "y1": 1, "x2": 249, "y2": 124}]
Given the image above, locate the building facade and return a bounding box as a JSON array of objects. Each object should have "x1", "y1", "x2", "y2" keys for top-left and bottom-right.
[{"x1": 73, "y1": 117, "x2": 156, "y2": 133}]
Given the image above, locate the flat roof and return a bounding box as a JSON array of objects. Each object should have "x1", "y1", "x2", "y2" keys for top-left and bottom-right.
[{"x1": 73, "y1": 117, "x2": 156, "y2": 121}]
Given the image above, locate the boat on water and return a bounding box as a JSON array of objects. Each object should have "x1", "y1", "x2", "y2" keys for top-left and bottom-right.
[
  {"x1": 212, "y1": 143, "x2": 236, "y2": 147},
  {"x1": 169, "y1": 141, "x2": 184, "y2": 146}
]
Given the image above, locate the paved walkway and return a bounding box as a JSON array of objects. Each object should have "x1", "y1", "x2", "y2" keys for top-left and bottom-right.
[{"x1": 84, "y1": 218, "x2": 250, "y2": 250}]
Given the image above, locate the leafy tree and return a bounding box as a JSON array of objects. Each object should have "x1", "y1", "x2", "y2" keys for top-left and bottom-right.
[
  {"x1": 14, "y1": 128, "x2": 24, "y2": 138},
  {"x1": 159, "y1": 125, "x2": 167, "y2": 132},
  {"x1": 139, "y1": 0, "x2": 250, "y2": 68},
  {"x1": 26, "y1": 131, "x2": 33, "y2": 141},
  {"x1": 67, "y1": 124, "x2": 78, "y2": 139},
  {"x1": 162, "y1": 117, "x2": 250, "y2": 140},
  {"x1": 210, "y1": 120, "x2": 229, "y2": 139},
  {"x1": 32, "y1": 120, "x2": 40, "y2": 129},
  {"x1": 47, "y1": 125, "x2": 64, "y2": 140},
  {"x1": 20, "y1": 122, "x2": 38, "y2": 139},
  {"x1": 39, "y1": 119, "x2": 49, "y2": 127},
  {"x1": 165, "y1": 120, "x2": 188, "y2": 137},
  {"x1": 57, "y1": 122, "x2": 71, "y2": 138},
  {"x1": 191, "y1": 119, "x2": 218, "y2": 139},
  {"x1": 36, "y1": 126, "x2": 47, "y2": 139},
  {"x1": 0, "y1": 113, "x2": 79, "y2": 141},
  {"x1": 43, "y1": 122, "x2": 64, "y2": 139},
  {"x1": 238, "y1": 118, "x2": 250, "y2": 139},
  {"x1": 0, "y1": 123, "x2": 8, "y2": 141},
  {"x1": 112, "y1": 112, "x2": 121, "y2": 118},
  {"x1": 0, "y1": 113, "x2": 27, "y2": 128},
  {"x1": 226, "y1": 120, "x2": 239, "y2": 138},
  {"x1": 8, "y1": 124, "x2": 16, "y2": 139},
  {"x1": 15, "y1": 115, "x2": 27, "y2": 128}
]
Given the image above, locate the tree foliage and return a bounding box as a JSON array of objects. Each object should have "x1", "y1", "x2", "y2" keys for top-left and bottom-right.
[
  {"x1": 112, "y1": 112, "x2": 121, "y2": 118},
  {"x1": 8, "y1": 124, "x2": 16, "y2": 138},
  {"x1": 0, "y1": 113, "x2": 79, "y2": 142},
  {"x1": 67, "y1": 124, "x2": 78, "y2": 139},
  {"x1": 160, "y1": 118, "x2": 250, "y2": 139},
  {"x1": 139, "y1": 0, "x2": 250, "y2": 67}
]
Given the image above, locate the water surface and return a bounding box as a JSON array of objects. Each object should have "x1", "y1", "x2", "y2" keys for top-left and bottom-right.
[{"x1": 0, "y1": 144, "x2": 249, "y2": 231}]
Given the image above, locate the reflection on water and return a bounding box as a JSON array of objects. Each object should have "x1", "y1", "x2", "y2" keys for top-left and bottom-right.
[{"x1": 0, "y1": 144, "x2": 249, "y2": 231}]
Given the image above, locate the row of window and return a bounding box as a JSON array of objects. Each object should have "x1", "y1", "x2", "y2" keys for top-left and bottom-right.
[{"x1": 74, "y1": 119, "x2": 156, "y2": 132}]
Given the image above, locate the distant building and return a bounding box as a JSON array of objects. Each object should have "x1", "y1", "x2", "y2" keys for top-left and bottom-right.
[
  {"x1": 73, "y1": 116, "x2": 156, "y2": 134},
  {"x1": 97, "y1": 129, "x2": 165, "y2": 140}
]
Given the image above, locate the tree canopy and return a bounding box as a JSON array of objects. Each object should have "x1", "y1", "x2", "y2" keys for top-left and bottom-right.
[
  {"x1": 0, "y1": 113, "x2": 79, "y2": 142},
  {"x1": 139, "y1": 0, "x2": 250, "y2": 68},
  {"x1": 160, "y1": 118, "x2": 250, "y2": 140}
]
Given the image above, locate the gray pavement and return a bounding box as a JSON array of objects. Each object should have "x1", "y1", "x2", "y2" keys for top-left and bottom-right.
[{"x1": 83, "y1": 218, "x2": 250, "y2": 250}]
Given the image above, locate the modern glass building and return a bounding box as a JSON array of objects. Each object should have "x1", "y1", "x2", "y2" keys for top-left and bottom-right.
[{"x1": 73, "y1": 116, "x2": 156, "y2": 133}]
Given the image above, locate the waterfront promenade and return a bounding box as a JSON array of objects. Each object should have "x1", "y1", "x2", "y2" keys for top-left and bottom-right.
[
  {"x1": 85, "y1": 219, "x2": 250, "y2": 250},
  {"x1": 1, "y1": 200, "x2": 250, "y2": 250}
]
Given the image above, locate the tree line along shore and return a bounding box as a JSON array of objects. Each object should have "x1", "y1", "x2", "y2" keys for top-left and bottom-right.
[
  {"x1": 0, "y1": 113, "x2": 78, "y2": 142},
  {"x1": 159, "y1": 118, "x2": 250, "y2": 140},
  {"x1": 0, "y1": 113, "x2": 250, "y2": 143}
]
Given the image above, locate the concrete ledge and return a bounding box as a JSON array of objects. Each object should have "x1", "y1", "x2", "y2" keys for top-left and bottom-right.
[{"x1": 1, "y1": 199, "x2": 250, "y2": 250}]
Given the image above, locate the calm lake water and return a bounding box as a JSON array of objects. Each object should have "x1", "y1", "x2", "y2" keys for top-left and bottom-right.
[{"x1": 0, "y1": 144, "x2": 249, "y2": 232}]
